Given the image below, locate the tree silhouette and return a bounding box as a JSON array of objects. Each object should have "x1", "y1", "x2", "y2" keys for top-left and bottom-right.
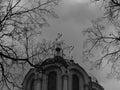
[
  {"x1": 93, "y1": 0, "x2": 120, "y2": 25},
  {"x1": 0, "y1": 0, "x2": 59, "y2": 90},
  {"x1": 83, "y1": 0, "x2": 120, "y2": 79}
]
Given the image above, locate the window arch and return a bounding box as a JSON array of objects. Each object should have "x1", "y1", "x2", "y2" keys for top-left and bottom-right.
[
  {"x1": 92, "y1": 88, "x2": 97, "y2": 90},
  {"x1": 25, "y1": 73, "x2": 35, "y2": 90},
  {"x1": 48, "y1": 71, "x2": 57, "y2": 90},
  {"x1": 72, "y1": 74, "x2": 79, "y2": 90},
  {"x1": 31, "y1": 79, "x2": 42, "y2": 90}
]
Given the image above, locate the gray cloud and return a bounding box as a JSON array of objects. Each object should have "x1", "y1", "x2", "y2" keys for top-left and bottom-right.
[
  {"x1": 42, "y1": 1, "x2": 113, "y2": 90},
  {"x1": 43, "y1": 1, "x2": 103, "y2": 64},
  {"x1": 56, "y1": 2, "x2": 102, "y2": 24}
]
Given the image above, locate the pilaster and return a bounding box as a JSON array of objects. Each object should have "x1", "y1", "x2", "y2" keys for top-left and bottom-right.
[{"x1": 62, "y1": 75, "x2": 68, "y2": 90}]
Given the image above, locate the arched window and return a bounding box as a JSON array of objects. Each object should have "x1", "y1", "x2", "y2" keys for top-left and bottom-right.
[
  {"x1": 48, "y1": 71, "x2": 57, "y2": 90},
  {"x1": 72, "y1": 74, "x2": 79, "y2": 90},
  {"x1": 25, "y1": 74, "x2": 35, "y2": 90},
  {"x1": 30, "y1": 79, "x2": 35, "y2": 90}
]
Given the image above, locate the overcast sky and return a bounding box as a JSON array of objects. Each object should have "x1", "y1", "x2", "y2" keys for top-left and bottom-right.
[{"x1": 39, "y1": 0, "x2": 120, "y2": 90}]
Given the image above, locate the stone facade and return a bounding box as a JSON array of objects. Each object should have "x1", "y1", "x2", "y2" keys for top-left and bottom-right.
[{"x1": 22, "y1": 56, "x2": 104, "y2": 90}]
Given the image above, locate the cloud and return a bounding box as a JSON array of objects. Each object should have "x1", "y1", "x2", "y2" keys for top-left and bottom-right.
[
  {"x1": 56, "y1": 0, "x2": 102, "y2": 25},
  {"x1": 43, "y1": 0, "x2": 108, "y2": 87},
  {"x1": 101, "y1": 79, "x2": 120, "y2": 90},
  {"x1": 46, "y1": 1, "x2": 120, "y2": 90},
  {"x1": 43, "y1": 0, "x2": 103, "y2": 60},
  {"x1": 64, "y1": 0, "x2": 90, "y2": 4}
]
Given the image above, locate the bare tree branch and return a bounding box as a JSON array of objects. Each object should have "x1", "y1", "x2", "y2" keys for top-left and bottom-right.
[{"x1": 0, "y1": 0, "x2": 59, "y2": 89}]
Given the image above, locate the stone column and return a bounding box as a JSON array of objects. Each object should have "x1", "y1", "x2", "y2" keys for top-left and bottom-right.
[
  {"x1": 68, "y1": 74, "x2": 72, "y2": 90},
  {"x1": 34, "y1": 72, "x2": 42, "y2": 90},
  {"x1": 63, "y1": 75, "x2": 68, "y2": 90},
  {"x1": 84, "y1": 83, "x2": 89, "y2": 90},
  {"x1": 34, "y1": 79, "x2": 42, "y2": 90},
  {"x1": 57, "y1": 72, "x2": 62, "y2": 90},
  {"x1": 42, "y1": 74, "x2": 47, "y2": 90}
]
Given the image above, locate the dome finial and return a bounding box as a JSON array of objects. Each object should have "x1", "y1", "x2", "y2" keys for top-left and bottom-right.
[{"x1": 54, "y1": 41, "x2": 63, "y2": 57}]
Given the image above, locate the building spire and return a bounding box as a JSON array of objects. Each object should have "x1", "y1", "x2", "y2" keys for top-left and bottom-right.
[
  {"x1": 55, "y1": 47, "x2": 61, "y2": 55},
  {"x1": 54, "y1": 41, "x2": 63, "y2": 57}
]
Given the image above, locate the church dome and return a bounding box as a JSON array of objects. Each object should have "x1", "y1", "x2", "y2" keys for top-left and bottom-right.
[
  {"x1": 41, "y1": 56, "x2": 69, "y2": 68},
  {"x1": 22, "y1": 55, "x2": 104, "y2": 90}
]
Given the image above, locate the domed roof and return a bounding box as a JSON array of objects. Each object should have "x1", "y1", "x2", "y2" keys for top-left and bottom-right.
[
  {"x1": 92, "y1": 82, "x2": 104, "y2": 90},
  {"x1": 40, "y1": 56, "x2": 80, "y2": 68},
  {"x1": 41, "y1": 56, "x2": 69, "y2": 68},
  {"x1": 38, "y1": 55, "x2": 90, "y2": 78},
  {"x1": 88, "y1": 73, "x2": 98, "y2": 83}
]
